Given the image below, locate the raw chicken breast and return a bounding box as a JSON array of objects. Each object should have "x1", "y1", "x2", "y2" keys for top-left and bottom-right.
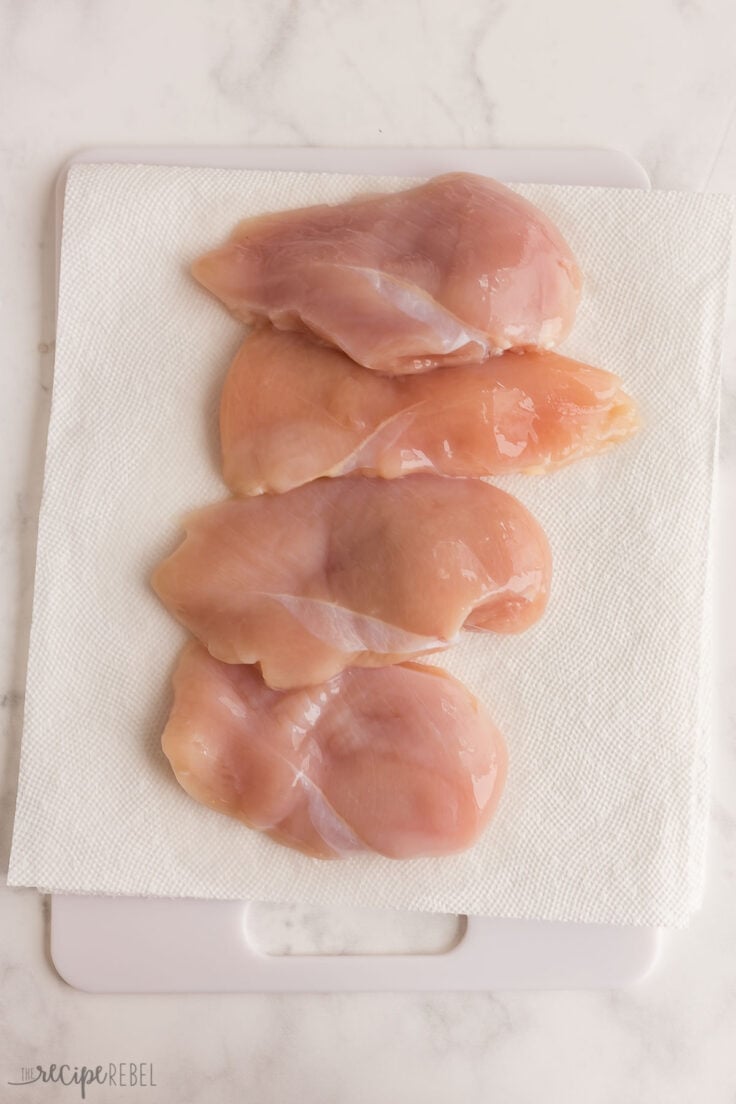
[
  {"x1": 192, "y1": 173, "x2": 581, "y2": 374},
  {"x1": 152, "y1": 476, "x2": 551, "y2": 689},
  {"x1": 221, "y1": 328, "x2": 639, "y2": 495},
  {"x1": 162, "y1": 641, "x2": 507, "y2": 859}
]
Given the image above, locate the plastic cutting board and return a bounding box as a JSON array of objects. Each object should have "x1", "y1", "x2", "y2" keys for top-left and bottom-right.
[{"x1": 49, "y1": 146, "x2": 659, "y2": 992}]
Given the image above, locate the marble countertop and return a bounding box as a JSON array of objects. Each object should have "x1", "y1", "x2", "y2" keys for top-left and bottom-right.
[{"x1": 1, "y1": 1, "x2": 735, "y2": 1101}]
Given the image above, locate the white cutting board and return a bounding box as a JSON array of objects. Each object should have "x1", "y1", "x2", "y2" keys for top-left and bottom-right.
[{"x1": 49, "y1": 146, "x2": 658, "y2": 992}]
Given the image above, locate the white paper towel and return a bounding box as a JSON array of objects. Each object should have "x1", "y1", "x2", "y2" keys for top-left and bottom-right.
[{"x1": 8, "y1": 164, "x2": 733, "y2": 926}]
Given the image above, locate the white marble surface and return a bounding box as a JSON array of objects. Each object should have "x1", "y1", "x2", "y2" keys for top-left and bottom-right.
[{"x1": 1, "y1": 0, "x2": 735, "y2": 1101}]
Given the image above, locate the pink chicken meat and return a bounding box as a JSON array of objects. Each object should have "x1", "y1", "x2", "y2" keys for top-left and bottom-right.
[
  {"x1": 220, "y1": 327, "x2": 639, "y2": 495},
  {"x1": 162, "y1": 641, "x2": 507, "y2": 859},
  {"x1": 152, "y1": 476, "x2": 551, "y2": 690},
  {"x1": 192, "y1": 173, "x2": 582, "y2": 374}
]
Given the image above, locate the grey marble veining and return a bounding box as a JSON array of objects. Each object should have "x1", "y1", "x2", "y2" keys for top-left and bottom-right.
[{"x1": 1, "y1": 0, "x2": 736, "y2": 1101}]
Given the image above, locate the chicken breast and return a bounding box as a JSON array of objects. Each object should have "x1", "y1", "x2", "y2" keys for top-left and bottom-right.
[
  {"x1": 192, "y1": 173, "x2": 581, "y2": 374},
  {"x1": 162, "y1": 641, "x2": 507, "y2": 859},
  {"x1": 220, "y1": 327, "x2": 639, "y2": 495},
  {"x1": 152, "y1": 476, "x2": 551, "y2": 690}
]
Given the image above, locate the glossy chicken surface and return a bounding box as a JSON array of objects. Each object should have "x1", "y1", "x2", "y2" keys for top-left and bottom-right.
[
  {"x1": 163, "y1": 642, "x2": 507, "y2": 858},
  {"x1": 152, "y1": 476, "x2": 551, "y2": 689},
  {"x1": 192, "y1": 173, "x2": 582, "y2": 374},
  {"x1": 220, "y1": 328, "x2": 639, "y2": 495}
]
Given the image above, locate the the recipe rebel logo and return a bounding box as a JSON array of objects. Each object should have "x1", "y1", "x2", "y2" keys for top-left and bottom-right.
[{"x1": 7, "y1": 1062, "x2": 157, "y2": 1098}]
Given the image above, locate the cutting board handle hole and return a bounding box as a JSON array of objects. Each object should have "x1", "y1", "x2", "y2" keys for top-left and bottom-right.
[{"x1": 244, "y1": 902, "x2": 467, "y2": 957}]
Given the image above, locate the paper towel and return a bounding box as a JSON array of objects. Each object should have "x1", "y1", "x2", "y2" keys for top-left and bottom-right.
[{"x1": 8, "y1": 164, "x2": 733, "y2": 925}]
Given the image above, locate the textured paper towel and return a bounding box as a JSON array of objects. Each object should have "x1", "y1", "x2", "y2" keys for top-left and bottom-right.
[{"x1": 8, "y1": 164, "x2": 733, "y2": 925}]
